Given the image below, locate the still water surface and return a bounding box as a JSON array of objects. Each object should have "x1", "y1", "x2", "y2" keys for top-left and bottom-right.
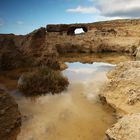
[{"x1": 16, "y1": 62, "x2": 116, "y2": 140}]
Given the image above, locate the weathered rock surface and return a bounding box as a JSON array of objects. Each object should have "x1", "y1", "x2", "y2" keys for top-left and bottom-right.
[
  {"x1": 46, "y1": 19, "x2": 140, "y2": 56},
  {"x1": 1, "y1": 19, "x2": 140, "y2": 140},
  {"x1": 1, "y1": 19, "x2": 140, "y2": 69},
  {"x1": 136, "y1": 47, "x2": 140, "y2": 60},
  {"x1": 100, "y1": 61, "x2": 140, "y2": 140},
  {"x1": 101, "y1": 61, "x2": 140, "y2": 114},
  {"x1": 0, "y1": 89, "x2": 21, "y2": 140},
  {"x1": 1, "y1": 19, "x2": 140, "y2": 70},
  {"x1": 46, "y1": 19, "x2": 140, "y2": 33},
  {"x1": 0, "y1": 28, "x2": 59, "y2": 70},
  {"x1": 106, "y1": 113, "x2": 140, "y2": 140},
  {"x1": 0, "y1": 49, "x2": 32, "y2": 71}
]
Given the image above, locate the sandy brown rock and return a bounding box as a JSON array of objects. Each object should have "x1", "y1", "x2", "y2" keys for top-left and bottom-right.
[
  {"x1": 0, "y1": 89, "x2": 21, "y2": 140},
  {"x1": 1, "y1": 19, "x2": 140, "y2": 140},
  {"x1": 100, "y1": 61, "x2": 140, "y2": 140},
  {"x1": 35, "y1": 48, "x2": 60, "y2": 69},
  {"x1": 136, "y1": 47, "x2": 140, "y2": 60},
  {"x1": 46, "y1": 19, "x2": 140, "y2": 33},
  {"x1": 101, "y1": 61, "x2": 140, "y2": 115},
  {"x1": 1, "y1": 19, "x2": 140, "y2": 71},
  {"x1": 0, "y1": 28, "x2": 59, "y2": 70},
  {"x1": 46, "y1": 19, "x2": 140, "y2": 55},
  {"x1": 0, "y1": 49, "x2": 33, "y2": 71},
  {"x1": 106, "y1": 113, "x2": 140, "y2": 140}
]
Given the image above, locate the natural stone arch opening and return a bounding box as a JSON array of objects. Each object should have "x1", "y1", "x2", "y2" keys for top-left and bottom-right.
[
  {"x1": 67, "y1": 27, "x2": 88, "y2": 35},
  {"x1": 74, "y1": 28, "x2": 85, "y2": 34}
]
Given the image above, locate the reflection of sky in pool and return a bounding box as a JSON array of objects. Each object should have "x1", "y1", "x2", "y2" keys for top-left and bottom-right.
[
  {"x1": 17, "y1": 62, "x2": 116, "y2": 140},
  {"x1": 63, "y1": 62, "x2": 116, "y2": 82}
]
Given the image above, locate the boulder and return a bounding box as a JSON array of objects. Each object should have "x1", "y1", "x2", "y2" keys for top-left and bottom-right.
[
  {"x1": 106, "y1": 113, "x2": 140, "y2": 140},
  {"x1": 100, "y1": 61, "x2": 140, "y2": 115},
  {"x1": 0, "y1": 49, "x2": 32, "y2": 70},
  {"x1": 0, "y1": 89, "x2": 21, "y2": 140}
]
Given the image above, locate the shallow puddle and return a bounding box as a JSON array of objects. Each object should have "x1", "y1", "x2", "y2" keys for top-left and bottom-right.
[
  {"x1": 60, "y1": 52, "x2": 135, "y2": 64},
  {"x1": 16, "y1": 62, "x2": 116, "y2": 140},
  {"x1": 0, "y1": 53, "x2": 134, "y2": 140}
]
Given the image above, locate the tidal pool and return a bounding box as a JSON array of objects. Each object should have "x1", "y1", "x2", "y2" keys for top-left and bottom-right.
[{"x1": 16, "y1": 62, "x2": 116, "y2": 140}]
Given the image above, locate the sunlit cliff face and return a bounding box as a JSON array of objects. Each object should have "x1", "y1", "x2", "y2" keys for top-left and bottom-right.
[{"x1": 17, "y1": 62, "x2": 115, "y2": 140}]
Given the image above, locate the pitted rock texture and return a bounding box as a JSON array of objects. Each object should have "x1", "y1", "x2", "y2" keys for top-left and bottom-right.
[
  {"x1": 136, "y1": 47, "x2": 140, "y2": 60},
  {"x1": 46, "y1": 19, "x2": 140, "y2": 55},
  {"x1": 101, "y1": 61, "x2": 140, "y2": 140},
  {"x1": 106, "y1": 113, "x2": 140, "y2": 140},
  {"x1": 0, "y1": 49, "x2": 32, "y2": 71},
  {"x1": 0, "y1": 28, "x2": 59, "y2": 70},
  {"x1": 1, "y1": 19, "x2": 140, "y2": 70},
  {"x1": 101, "y1": 61, "x2": 140, "y2": 115},
  {"x1": 0, "y1": 89, "x2": 21, "y2": 140}
]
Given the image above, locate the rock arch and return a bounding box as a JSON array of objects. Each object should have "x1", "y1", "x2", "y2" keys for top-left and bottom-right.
[{"x1": 67, "y1": 26, "x2": 88, "y2": 35}]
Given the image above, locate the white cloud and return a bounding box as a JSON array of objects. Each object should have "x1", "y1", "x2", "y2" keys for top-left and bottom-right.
[
  {"x1": 66, "y1": 0, "x2": 140, "y2": 18},
  {"x1": 93, "y1": 15, "x2": 124, "y2": 22},
  {"x1": 17, "y1": 21, "x2": 24, "y2": 25},
  {"x1": 96, "y1": 0, "x2": 140, "y2": 17},
  {"x1": 67, "y1": 5, "x2": 98, "y2": 14},
  {"x1": 68, "y1": 67, "x2": 96, "y2": 74}
]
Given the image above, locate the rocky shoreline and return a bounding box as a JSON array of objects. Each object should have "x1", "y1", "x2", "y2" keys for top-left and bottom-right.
[
  {"x1": 0, "y1": 89, "x2": 21, "y2": 140},
  {"x1": 100, "y1": 61, "x2": 140, "y2": 140},
  {"x1": 0, "y1": 19, "x2": 140, "y2": 139}
]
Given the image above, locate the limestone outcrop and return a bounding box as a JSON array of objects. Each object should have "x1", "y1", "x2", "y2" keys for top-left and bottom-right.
[
  {"x1": 100, "y1": 61, "x2": 140, "y2": 140},
  {"x1": 136, "y1": 47, "x2": 140, "y2": 60},
  {"x1": 100, "y1": 61, "x2": 140, "y2": 115},
  {"x1": 106, "y1": 113, "x2": 140, "y2": 140},
  {"x1": 0, "y1": 89, "x2": 21, "y2": 140},
  {"x1": 0, "y1": 28, "x2": 59, "y2": 70},
  {"x1": 46, "y1": 19, "x2": 140, "y2": 56},
  {"x1": 0, "y1": 48, "x2": 33, "y2": 71},
  {"x1": 1, "y1": 19, "x2": 140, "y2": 70}
]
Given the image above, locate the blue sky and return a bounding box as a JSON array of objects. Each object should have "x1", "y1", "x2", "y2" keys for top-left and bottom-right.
[{"x1": 0, "y1": 0, "x2": 140, "y2": 35}]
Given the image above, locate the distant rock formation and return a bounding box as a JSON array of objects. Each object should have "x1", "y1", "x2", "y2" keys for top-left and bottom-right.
[
  {"x1": 47, "y1": 24, "x2": 88, "y2": 35},
  {"x1": 46, "y1": 19, "x2": 140, "y2": 56},
  {"x1": 1, "y1": 19, "x2": 140, "y2": 70},
  {"x1": 0, "y1": 27, "x2": 59, "y2": 70}
]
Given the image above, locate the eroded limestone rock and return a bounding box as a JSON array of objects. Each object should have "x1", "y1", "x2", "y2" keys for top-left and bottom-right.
[
  {"x1": 0, "y1": 89, "x2": 21, "y2": 140},
  {"x1": 106, "y1": 113, "x2": 140, "y2": 140},
  {"x1": 101, "y1": 61, "x2": 140, "y2": 140},
  {"x1": 46, "y1": 19, "x2": 140, "y2": 55},
  {"x1": 0, "y1": 49, "x2": 32, "y2": 71},
  {"x1": 0, "y1": 28, "x2": 59, "y2": 70},
  {"x1": 104, "y1": 61, "x2": 140, "y2": 108},
  {"x1": 136, "y1": 47, "x2": 140, "y2": 60},
  {"x1": 101, "y1": 61, "x2": 140, "y2": 115},
  {"x1": 1, "y1": 19, "x2": 140, "y2": 71}
]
